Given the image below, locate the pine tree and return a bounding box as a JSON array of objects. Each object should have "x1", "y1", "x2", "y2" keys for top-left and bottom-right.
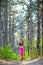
[
  {"x1": 42, "y1": 0, "x2": 43, "y2": 55},
  {"x1": 0, "y1": 0, "x2": 3, "y2": 46},
  {"x1": 37, "y1": 0, "x2": 40, "y2": 55}
]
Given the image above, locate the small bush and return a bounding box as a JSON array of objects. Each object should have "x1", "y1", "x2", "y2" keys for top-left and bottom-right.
[
  {"x1": 0, "y1": 47, "x2": 5, "y2": 58},
  {"x1": 31, "y1": 49, "x2": 38, "y2": 58},
  {"x1": 0, "y1": 44, "x2": 17, "y2": 60},
  {"x1": 24, "y1": 50, "x2": 30, "y2": 60}
]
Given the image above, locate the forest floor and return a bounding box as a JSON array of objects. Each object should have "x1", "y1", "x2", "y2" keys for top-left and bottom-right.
[{"x1": 0, "y1": 57, "x2": 43, "y2": 65}]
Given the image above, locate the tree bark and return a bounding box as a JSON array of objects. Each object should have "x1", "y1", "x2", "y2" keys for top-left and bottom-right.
[
  {"x1": 29, "y1": 0, "x2": 33, "y2": 49},
  {"x1": 27, "y1": 7, "x2": 30, "y2": 55},
  {"x1": 3, "y1": 0, "x2": 8, "y2": 48},
  {"x1": 37, "y1": 0, "x2": 40, "y2": 55},
  {"x1": 0, "y1": 0, "x2": 3, "y2": 46},
  {"x1": 42, "y1": 1, "x2": 43, "y2": 55}
]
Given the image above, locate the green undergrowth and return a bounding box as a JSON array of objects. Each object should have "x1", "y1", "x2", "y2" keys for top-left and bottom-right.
[{"x1": 0, "y1": 44, "x2": 18, "y2": 60}]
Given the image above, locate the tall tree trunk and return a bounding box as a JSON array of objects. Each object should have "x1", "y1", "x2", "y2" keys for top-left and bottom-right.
[
  {"x1": 42, "y1": 1, "x2": 43, "y2": 55},
  {"x1": 27, "y1": 20, "x2": 30, "y2": 55},
  {"x1": 26, "y1": 0, "x2": 33, "y2": 55},
  {"x1": 29, "y1": 0, "x2": 33, "y2": 48},
  {"x1": 0, "y1": 0, "x2": 3, "y2": 46},
  {"x1": 11, "y1": 16, "x2": 14, "y2": 50},
  {"x1": 3, "y1": 0, "x2": 8, "y2": 48},
  {"x1": 27, "y1": 6, "x2": 30, "y2": 55},
  {"x1": 9, "y1": 6, "x2": 12, "y2": 44},
  {"x1": 37, "y1": 0, "x2": 40, "y2": 55},
  {"x1": 8, "y1": 2, "x2": 14, "y2": 50},
  {"x1": 29, "y1": 0, "x2": 33, "y2": 56}
]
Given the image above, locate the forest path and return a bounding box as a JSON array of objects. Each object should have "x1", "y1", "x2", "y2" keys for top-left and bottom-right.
[{"x1": 0, "y1": 58, "x2": 43, "y2": 65}]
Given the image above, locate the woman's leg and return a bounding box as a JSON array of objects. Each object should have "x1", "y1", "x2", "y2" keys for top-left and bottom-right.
[
  {"x1": 22, "y1": 56, "x2": 23, "y2": 60},
  {"x1": 20, "y1": 56, "x2": 23, "y2": 60}
]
